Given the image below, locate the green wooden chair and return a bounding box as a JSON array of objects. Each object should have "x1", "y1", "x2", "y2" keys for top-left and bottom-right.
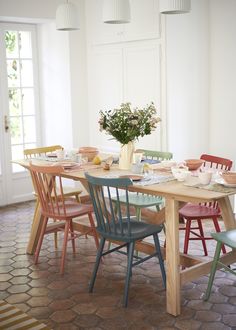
[
  {"x1": 112, "y1": 149, "x2": 173, "y2": 221},
  {"x1": 85, "y1": 173, "x2": 166, "y2": 307},
  {"x1": 204, "y1": 229, "x2": 236, "y2": 301},
  {"x1": 136, "y1": 149, "x2": 173, "y2": 163}
]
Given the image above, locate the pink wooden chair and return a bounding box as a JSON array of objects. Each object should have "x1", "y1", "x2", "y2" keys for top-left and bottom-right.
[
  {"x1": 29, "y1": 163, "x2": 99, "y2": 274},
  {"x1": 179, "y1": 154, "x2": 233, "y2": 256}
]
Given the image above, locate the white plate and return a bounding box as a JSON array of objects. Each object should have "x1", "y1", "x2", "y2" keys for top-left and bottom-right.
[
  {"x1": 55, "y1": 162, "x2": 78, "y2": 169},
  {"x1": 215, "y1": 178, "x2": 236, "y2": 188}
]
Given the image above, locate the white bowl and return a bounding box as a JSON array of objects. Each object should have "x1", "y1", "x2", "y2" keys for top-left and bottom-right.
[{"x1": 171, "y1": 167, "x2": 191, "y2": 181}]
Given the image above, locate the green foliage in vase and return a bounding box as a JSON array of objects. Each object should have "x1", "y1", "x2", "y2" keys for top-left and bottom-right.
[{"x1": 99, "y1": 102, "x2": 161, "y2": 145}]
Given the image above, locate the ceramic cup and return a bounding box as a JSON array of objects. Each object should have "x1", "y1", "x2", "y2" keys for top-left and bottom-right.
[
  {"x1": 198, "y1": 171, "x2": 212, "y2": 185},
  {"x1": 131, "y1": 163, "x2": 144, "y2": 174}
]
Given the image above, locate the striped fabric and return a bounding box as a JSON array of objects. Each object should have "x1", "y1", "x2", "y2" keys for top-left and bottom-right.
[{"x1": 0, "y1": 300, "x2": 50, "y2": 330}]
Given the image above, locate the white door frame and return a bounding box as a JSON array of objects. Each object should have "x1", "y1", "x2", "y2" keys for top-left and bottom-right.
[{"x1": 0, "y1": 22, "x2": 41, "y2": 206}]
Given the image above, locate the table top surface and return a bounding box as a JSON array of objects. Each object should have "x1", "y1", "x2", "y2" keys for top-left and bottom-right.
[{"x1": 14, "y1": 158, "x2": 235, "y2": 203}]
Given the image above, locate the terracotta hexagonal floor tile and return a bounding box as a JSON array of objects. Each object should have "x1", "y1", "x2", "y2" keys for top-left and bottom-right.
[
  {"x1": 27, "y1": 296, "x2": 52, "y2": 307},
  {"x1": 50, "y1": 310, "x2": 77, "y2": 323},
  {"x1": 28, "y1": 306, "x2": 53, "y2": 319},
  {"x1": 223, "y1": 314, "x2": 236, "y2": 328},
  {"x1": 10, "y1": 268, "x2": 31, "y2": 276},
  {"x1": 0, "y1": 281, "x2": 11, "y2": 290},
  {"x1": 10, "y1": 276, "x2": 31, "y2": 285},
  {"x1": 6, "y1": 292, "x2": 30, "y2": 304},
  {"x1": 47, "y1": 280, "x2": 70, "y2": 290},
  {"x1": 0, "y1": 273, "x2": 13, "y2": 281},
  {"x1": 195, "y1": 310, "x2": 222, "y2": 322},
  {"x1": 50, "y1": 299, "x2": 75, "y2": 311},
  {"x1": 73, "y1": 302, "x2": 97, "y2": 315},
  {"x1": 28, "y1": 287, "x2": 49, "y2": 296},
  {"x1": 74, "y1": 314, "x2": 101, "y2": 328},
  {"x1": 7, "y1": 284, "x2": 30, "y2": 294}
]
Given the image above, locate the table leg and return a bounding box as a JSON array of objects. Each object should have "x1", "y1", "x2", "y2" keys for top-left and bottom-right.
[
  {"x1": 165, "y1": 198, "x2": 181, "y2": 316},
  {"x1": 26, "y1": 199, "x2": 44, "y2": 254},
  {"x1": 218, "y1": 196, "x2": 236, "y2": 230}
]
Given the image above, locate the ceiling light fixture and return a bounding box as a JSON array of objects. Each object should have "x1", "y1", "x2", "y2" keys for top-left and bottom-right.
[
  {"x1": 103, "y1": 0, "x2": 131, "y2": 24},
  {"x1": 160, "y1": 0, "x2": 191, "y2": 14},
  {"x1": 56, "y1": 0, "x2": 79, "y2": 31}
]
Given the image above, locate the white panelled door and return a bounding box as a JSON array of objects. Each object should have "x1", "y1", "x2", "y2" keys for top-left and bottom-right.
[
  {"x1": 88, "y1": 40, "x2": 166, "y2": 152},
  {"x1": 0, "y1": 23, "x2": 40, "y2": 206},
  {"x1": 123, "y1": 41, "x2": 163, "y2": 150}
]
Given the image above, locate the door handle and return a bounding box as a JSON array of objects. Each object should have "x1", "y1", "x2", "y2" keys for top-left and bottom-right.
[{"x1": 4, "y1": 115, "x2": 9, "y2": 132}]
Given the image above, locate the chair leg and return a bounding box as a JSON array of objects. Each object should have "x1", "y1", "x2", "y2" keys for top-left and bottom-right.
[
  {"x1": 153, "y1": 233, "x2": 166, "y2": 288},
  {"x1": 69, "y1": 220, "x2": 76, "y2": 254},
  {"x1": 204, "y1": 241, "x2": 222, "y2": 301},
  {"x1": 135, "y1": 207, "x2": 141, "y2": 221},
  {"x1": 88, "y1": 212, "x2": 100, "y2": 250},
  {"x1": 183, "y1": 219, "x2": 191, "y2": 254},
  {"x1": 124, "y1": 242, "x2": 135, "y2": 307},
  {"x1": 60, "y1": 220, "x2": 71, "y2": 275},
  {"x1": 35, "y1": 216, "x2": 48, "y2": 265},
  {"x1": 54, "y1": 232, "x2": 58, "y2": 249},
  {"x1": 197, "y1": 219, "x2": 208, "y2": 256},
  {"x1": 89, "y1": 237, "x2": 106, "y2": 293},
  {"x1": 212, "y1": 217, "x2": 227, "y2": 254}
]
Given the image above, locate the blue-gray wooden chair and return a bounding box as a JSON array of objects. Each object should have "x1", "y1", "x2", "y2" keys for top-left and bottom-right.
[{"x1": 85, "y1": 173, "x2": 166, "y2": 307}]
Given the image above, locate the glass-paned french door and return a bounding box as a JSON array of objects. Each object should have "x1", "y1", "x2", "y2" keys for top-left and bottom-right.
[{"x1": 0, "y1": 23, "x2": 40, "y2": 205}]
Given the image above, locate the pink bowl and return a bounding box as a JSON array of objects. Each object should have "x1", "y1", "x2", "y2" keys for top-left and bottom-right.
[{"x1": 185, "y1": 159, "x2": 204, "y2": 171}]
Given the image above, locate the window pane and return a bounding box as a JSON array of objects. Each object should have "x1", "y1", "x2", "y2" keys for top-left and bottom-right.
[
  {"x1": 22, "y1": 88, "x2": 35, "y2": 115},
  {"x1": 23, "y1": 116, "x2": 36, "y2": 143},
  {"x1": 10, "y1": 116, "x2": 23, "y2": 144},
  {"x1": 21, "y1": 60, "x2": 33, "y2": 87},
  {"x1": 7, "y1": 59, "x2": 20, "y2": 87},
  {"x1": 5, "y1": 31, "x2": 19, "y2": 58},
  {"x1": 11, "y1": 145, "x2": 24, "y2": 173},
  {"x1": 9, "y1": 89, "x2": 21, "y2": 116},
  {"x1": 19, "y1": 31, "x2": 32, "y2": 58}
]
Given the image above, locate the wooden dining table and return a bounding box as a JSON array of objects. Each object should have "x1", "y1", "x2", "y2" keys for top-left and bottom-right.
[{"x1": 14, "y1": 159, "x2": 236, "y2": 317}]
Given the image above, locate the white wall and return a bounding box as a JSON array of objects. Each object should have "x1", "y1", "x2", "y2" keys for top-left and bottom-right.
[
  {"x1": 209, "y1": 0, "x2": 236, "y2": 165},
  {"x1": 37, "y1": 23, "x2": 73, "y2": 149},
  {"x1": 69, "y1": 0, "x2": 90, "y2": 149},
  {"x1": 166, "y1": 0, "x2": 209, "y2": 161}
]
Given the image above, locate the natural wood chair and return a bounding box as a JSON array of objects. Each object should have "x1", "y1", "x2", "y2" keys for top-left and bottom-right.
[
  {"x1": 24, "y1": 145, "x2": 82, "y2": 202},
  {"x1": 179, "y1": 154, "x2": 233, "y2": 256},
  {"x1": 29, "y1": 164, "x2": 99, "y2": 274}
]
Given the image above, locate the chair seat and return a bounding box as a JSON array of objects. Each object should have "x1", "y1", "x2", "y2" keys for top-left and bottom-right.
[
  {"x1": 179, "y1": 203, "x2": 220, "y2": 219},
  {"x1": 44, "y1": 201, "x2": 94, "y2": 219},
  {"x1": 97, "y1": 219, "x2": 163, "y2": 242},
  {"x1": 112, "y1": 193, "x2": 163, "y2": 208},
  {"x1": 211, "y1": 229, "x2": 236, "y2": 249}
]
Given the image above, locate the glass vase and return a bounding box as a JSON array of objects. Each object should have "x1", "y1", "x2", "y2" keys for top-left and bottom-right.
[{"x1": 119, "y1": 141, "x2": 135, "y2": 170}]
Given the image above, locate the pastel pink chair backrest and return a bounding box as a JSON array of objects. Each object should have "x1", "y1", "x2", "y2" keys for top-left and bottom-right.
[{"x1": 29, "y1": 164, "x2": 68, "y2": 219}]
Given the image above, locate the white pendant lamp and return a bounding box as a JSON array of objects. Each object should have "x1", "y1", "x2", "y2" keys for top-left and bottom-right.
[
  {"x1": 160, "y1": 0, "x2": 191, "y2": 14},
  {"x1": 56, "y1": 0, "x2": 79, "y2": 31},
  {"x1": 103, "y1": 0, "x2": 131, "y2": 24}
]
